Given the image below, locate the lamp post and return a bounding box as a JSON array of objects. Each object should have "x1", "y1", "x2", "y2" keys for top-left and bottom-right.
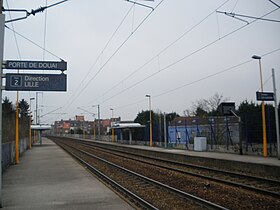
[
  {"x1": 252, "y1": 55, "x2": 267, "y2": 157},
  {"x1": 146, "y1": 95, "x2": 153, "y2": 146},
  {"x1": 29, "y1": 98, "x2": 35, "y2": 149},
  {"x1": 110, "y1": 108, "x2": 114, "y2": 142}
]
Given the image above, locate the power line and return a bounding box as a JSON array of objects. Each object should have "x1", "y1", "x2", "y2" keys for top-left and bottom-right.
[
  {"x1": 97, "y1": 7, "x2": 279, "y2": 105},
  {"x1": 3, "y1": 0, "x2": 69, "y2": 23},
  {"x1": 40, "y1": 0, "x2": 49, "y2": 123},
  {"x1": 231, "y1": 0, "x2": 239, "y2": 13},
  {"x1": 113, "y1": 47, "x2": 280, "y2": 111},
  {"x1": 126, "y1": 0, "x2": 154, "y2": 10},
  {"x1": 90, "y1": 0, "x2": 231, "y2": 104},
  {"x1": 76, "y1": 0, "x2": 165, "y2": 98},
  {"x1": 216, "y1": 11, "x2": 280, "y2": 23},
  {"x1": 269, "y1": 0, "x2": 280, "y2": 8},
  {"x1": 64, "y1": 0, "x2": 165, "y2": 111},
  {"x1": 62, "y1": 2, "x2": 137, "y2": 109},
  {"x1": 5, "y1": 25, "x2": 64, "y2": 60},
  {"x1": 5, "y1": 0, "x2": 21, "y2": 59}
]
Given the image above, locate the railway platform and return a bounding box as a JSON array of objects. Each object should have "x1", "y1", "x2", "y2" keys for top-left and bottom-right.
[
  {"x1": 125, "y1": 143, "x2": 280, "y2": 177},
  {"x1": 131, "y1": 144, "x2": 280, "y2": 167},
  {"x1": 2, "y1": 138, "x2": 133, "y2": 210},
  {"x1": 81, "y1": 138, "x2": 280, "y2": 177}
]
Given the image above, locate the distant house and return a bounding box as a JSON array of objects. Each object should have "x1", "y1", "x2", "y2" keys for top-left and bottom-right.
[
  {"x1": 53, "y1": 116, "x2": 121, "y2": 136},
  {"x1": 53, "y1": 115, "x2": 92, "y2": 135},
  {"x1": 75, "y1": 115, "x2": 85, "y2": 121}
]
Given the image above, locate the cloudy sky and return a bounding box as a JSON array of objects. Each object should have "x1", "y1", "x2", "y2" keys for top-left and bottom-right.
[{"x1": 3, "y1": 0, "x2": 280, "y2": 124}]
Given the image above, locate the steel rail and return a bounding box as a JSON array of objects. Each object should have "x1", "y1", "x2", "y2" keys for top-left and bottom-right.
[
  {"x1": 54, "y1": 138, "x2": 228, "y2": 210},
  {"x1": 66, "y1": 137, "x2": 280, "y2": 198},
  {"x1": 54, "y1": 140, "x2": 158, "y2": 210}
]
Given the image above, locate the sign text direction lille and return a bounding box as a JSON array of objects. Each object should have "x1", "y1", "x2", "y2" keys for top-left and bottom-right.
[
  {"x1": 3, "y1": 60, "x2": 67, "y2": 71},
  {"x1": 5, "y1": 74, "x2": 67, "y2": 91},
  {"x1": 256, "y1": 91, "x2": 274, "y2": 101}
]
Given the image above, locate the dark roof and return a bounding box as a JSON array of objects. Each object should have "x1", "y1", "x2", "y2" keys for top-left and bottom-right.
[{"x1": 170, "y1": 116, "x2": 239, "y2": 126}]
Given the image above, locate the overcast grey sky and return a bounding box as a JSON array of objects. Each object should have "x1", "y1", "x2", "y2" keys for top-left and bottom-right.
[{"x1": 3, "y1": 0, "x2": 280, "y2": 124}]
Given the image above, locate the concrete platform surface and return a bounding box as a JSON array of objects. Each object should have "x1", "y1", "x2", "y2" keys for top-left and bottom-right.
[{"x1": 2, "y1": 138, "x2": 134, "y2": 210}]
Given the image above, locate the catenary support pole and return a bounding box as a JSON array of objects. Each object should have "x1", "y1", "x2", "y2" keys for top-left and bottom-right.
[
  {"x1": 158, "y1": 114, "x2": 161, "y2": 146},
  {"x1": 0, "y1": 0, "x2": 5, "y2": 206},
  {"x1": 272, "y1": 68, "x2": 280, "y2": 159},
  {"x1": 15, "y1": 93, "x2": 19, "y2": 164},
  {"x1": 98, "y1": 105, "x2": 100, "y2": 140},
  {"x1": 164, "y1": 112, "x2": 167, "y2": 148}
]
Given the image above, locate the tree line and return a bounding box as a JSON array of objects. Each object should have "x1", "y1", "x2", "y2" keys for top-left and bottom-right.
[
  {"x1": 2, "y1": 93, "x2": 279, "y2": 144},
  {"x1": 2, "y1": 97, "x2": 30, "y2": 143},
  {"x1": 134, "y1": 93, "x2": 280, "y2": 143}
]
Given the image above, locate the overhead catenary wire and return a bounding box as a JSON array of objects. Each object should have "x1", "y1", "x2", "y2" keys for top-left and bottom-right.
[
  {"x1": 5, "y1": 0, "x2": 21, "y2": 59},
  {"x1": 62, "y1": 2, "x2": 137, "y2": 109},
  {"x1": 261, "y1": 75, "x2": 273, "y2": 91},
  {"x1": 154, "y1": 48, "x2": 280, "y2": 99},
  {"x1": 5, "y1": 25, "x2": 64, "y2": 60},
  {"x1": 269, "y1": 0, "x2": 280, "y2": 8},
  {"x1": 63, "y1": 0, "x2": 165, "y2": 111},
  {"x1": 4, "y1": 0, "x2": 69, "y2": 23},
  {"x1": 97, "y1": 7, "x2": 279, "y2": 105},
  {"x1": 113, "y1": 47, "x2": 280, "y2": 112},
  {"x1": 89, "y1": 0, "x2": 231, "y2": 104},
  {"x1": 231, "y1": 0, "x2": 239, "y2": 13},
  {"x1": 40, "y1": 0, "x2": 49, "y2": 122},
  {"x1": 216, "y1": 11, "x2": 280, "y2": 23},
  {"x1": 126, "y1": 0, "x2": 154, "y2": 10}
]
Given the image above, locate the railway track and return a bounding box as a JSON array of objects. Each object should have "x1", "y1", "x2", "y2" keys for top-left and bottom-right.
[
  {"x1": 72, "y1": 138, "x2": 280, "y2": 198},
  {"x1": 50, "y1": 136, "x2": 280, "y2": 209},
  {"x1": 54, "y1": 138, "x2": 227, "y2": 210}
]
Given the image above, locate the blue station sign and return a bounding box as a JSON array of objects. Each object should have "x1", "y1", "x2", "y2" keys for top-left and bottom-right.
[
  {"x1": 5, "y1": 73, "x2": 67, "y2": 91},
  {"x1": 256, "y1": 91, "x2": 274, "y2": 101},
  {"x1": 3, "y1": 60, "x2": 67, "y2": 71}
]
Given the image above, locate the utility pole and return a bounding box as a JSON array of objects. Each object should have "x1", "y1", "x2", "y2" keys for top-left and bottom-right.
[
  {"x1": 93, "y1": 105, "x2": 101, "y2": 140},
  {"x1": 98, "y1": 105, "x2": 100, "y2": 140},
  {"x1": 110, "y1": 108, "x2": 114, "y2": 142},
  {"x1": 15, "y1": 93, "x2": 19, "y2": 164},
  {"x1": 159, "y1": 114, "x2": 161, "y2": 147},
  {"x1": 164, "y1": 112, "x2": 167, "y2": 148},
  {"x1": 0, "y1": 0, "x2": 5, "y2": 206},
  {"x1": 272, "y1": 69, "x2": 280, "y2": 159}
]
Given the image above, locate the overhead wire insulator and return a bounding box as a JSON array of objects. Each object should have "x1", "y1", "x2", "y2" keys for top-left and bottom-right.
[
  {"x1": 3, "y1": 0, "x2": 69, "y2": 23},
  {"x1": 30, "y1": 7, "x2": 47, "y2": 16}
]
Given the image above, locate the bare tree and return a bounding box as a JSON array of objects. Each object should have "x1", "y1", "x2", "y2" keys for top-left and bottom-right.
[
  {"x1": 191, "y1": 93, "x2": 229, "y2": 116},
  {"x1": 209, "y1": 93, "x2": 229, "y2": 112}
]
